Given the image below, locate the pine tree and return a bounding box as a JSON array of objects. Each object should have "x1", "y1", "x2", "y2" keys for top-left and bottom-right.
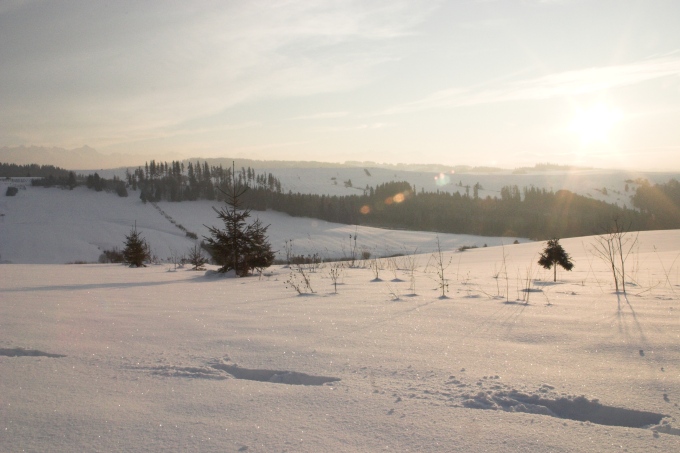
[
  {"x1": 123, "y1": 226, "x2": 149, "y2": 267},
  {"x1": 186, "y1": 243, "x2": 208, "y2": 270},
  {"x1": 67, "y1": 171, "x2": 77, "y2": 190},
  {"x1": 538, "y1": 238, "x2": 574, "y2": 282},
  {"x1": 244, "y1": 218, "x2": 275, "y2": 274},
  {"x1": 204, "y1": 170, "x2": 274, "y2": 276}
]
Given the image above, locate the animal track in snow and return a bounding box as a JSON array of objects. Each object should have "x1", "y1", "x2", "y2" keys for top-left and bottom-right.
[
  {"x1": 390, "y1": 371, "x2": 674, "y2": 433},
  {"x1": 210, "y1": 361, "x2": 340, "y2": 386},
  {"x1": 0, "y1": 348, "x2": 66, "y2": 358},
  {"x1": 138, "y1": 357, "x2": 341, "y2": 386},
  {"x1": 143, "y1": 365, "x2": 229, "y2": 380},
  {"x1": 461, "y1": 390, "x2": 667, "y2": 429}
]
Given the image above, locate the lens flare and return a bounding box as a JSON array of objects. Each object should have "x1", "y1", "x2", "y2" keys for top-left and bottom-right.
[
  {"x1": 360, "y1": 205, "x2": 371, "y2": 214},
  {"x1": 435, "y1": 173, "x2": 450, "y2": 187}
]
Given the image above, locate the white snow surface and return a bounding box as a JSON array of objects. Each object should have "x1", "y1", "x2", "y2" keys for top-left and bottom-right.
[
  {"x1": 0, "y1": 181, "x2": 523, "y2": 265},
  {"x1": 2, "y1": 176, "x2": 680, "y2": 451},
  {"x1": 2, "y1": 229, "x2": 680, "y2": 451}
]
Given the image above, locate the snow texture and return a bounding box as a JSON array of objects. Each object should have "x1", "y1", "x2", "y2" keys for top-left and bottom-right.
[{"x1": 2, "y1": 174, "x2": 680, "y2": 451}]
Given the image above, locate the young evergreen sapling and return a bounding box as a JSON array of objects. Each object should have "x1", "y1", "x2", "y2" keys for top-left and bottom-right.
[
  {"x1": 538, "y1": 238, "x2": 574, "y2": 282},
  {"x1": 123, "y1": 226, "x2": 149, "y2": 267},
  {"x1": 204, "y1": 166, "x2": 275, "y2": 276}
]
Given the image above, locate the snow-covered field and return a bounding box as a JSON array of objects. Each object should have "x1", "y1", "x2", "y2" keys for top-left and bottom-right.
[
  {"x1": 0, "y1": 181, "x2": 524, "y2": 265},
  {"x1": 2, "y1": 230, "x2": 680, "y2": 451},
  {"x1": 2, "y1": 172, "x2": 680, "y2": 451},
  {"x1": 4, "y1": 165, "x2": 679, "y2": 265}
]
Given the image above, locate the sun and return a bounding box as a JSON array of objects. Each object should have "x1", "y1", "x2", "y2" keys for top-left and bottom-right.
[{"x1": 569, "y1": 103, "x2": 622, "y2": 145}]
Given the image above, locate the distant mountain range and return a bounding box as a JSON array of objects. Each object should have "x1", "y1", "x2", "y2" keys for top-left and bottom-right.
[
  {"x1": 0, "y1": 145, "x2": 467, "y2": 172},
  {"x1": 0, "y1": 146, "x2": 158, "y2": 170},
  {"x1": 0, "y1": 145, "x2": 597, "y2": 174}
]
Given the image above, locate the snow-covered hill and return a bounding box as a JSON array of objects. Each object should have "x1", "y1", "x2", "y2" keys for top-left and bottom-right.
[
  {"x1": 3, "y1": 163, "x2": 680, "y2": 451},
  {"x1": 93, "y1": 164, "x2": 680, "y2": 208},
  {"x1": 256, "y1": 166, "x2": 657, "y2": 207},
  {"x1": 0, "y1": 181, "x2": 523, "y2": 264},
  {"x1": 2, "y1": 229, "x2": 680, "y2": 451},
  {"x1": 3, "y1": 163, "x2": 679, "y2": 264}
]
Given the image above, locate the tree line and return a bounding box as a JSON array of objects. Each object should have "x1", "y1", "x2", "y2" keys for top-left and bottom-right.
[
  {"x1": 126, "y1": 160, "x2": 282, "y2": 203},
  {"x1": 118, "y1": 164, "x2": 679, "y2": 239},
  {"x1": 247, "y1": 182, "x2": 650, "y2": 240},
  {"x1": 630, "y1": 178, "x2": 680, "y2": 229},
  {"x1": 0, "y1": 162, "x2": 75, "y2": 178},
  {"x1": 7, "y1": 160, "x2": 680, "y2": 240}
]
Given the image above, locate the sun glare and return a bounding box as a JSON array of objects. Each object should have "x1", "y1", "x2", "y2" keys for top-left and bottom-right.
[{"x1": 570, "y1": 104, "x2": 622, "y2": 145}]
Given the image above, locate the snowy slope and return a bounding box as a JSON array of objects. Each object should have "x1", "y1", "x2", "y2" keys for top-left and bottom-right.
[
  {"x1": 5, "y1": 164, "x2": 679, "y2": 264},
  {"x1": 94, "y1": 165, "x2": 680, "y2": 207},
  {"x1": 2, "y1": 231, "x2": 680, "y2": 451},
  {"x1": 0, "y1": 181, "x2": 524, "y2": 264},
  {"x1": 257, "y1": 166, "x2": 648, "y2": 205}
]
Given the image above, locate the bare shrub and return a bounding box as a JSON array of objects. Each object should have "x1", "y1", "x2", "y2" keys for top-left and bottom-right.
[
  {"x1": 402, "y1": 251, "x2": 419, "y2": 295},
  {"x1": 168, "y1": 247, "x2": 185, "y2": 271},
  {"x1": 386, "y1": 257, "x2": 401, "y2": 281},
  {"x1": 328, "y1": 262, "x2": 344, "y2": 293},
  {"x1": 284, "y1": 239, "x2": 294, "y2": 266},
  {"x1": 428, "y1": 236, "x2": 452, "y2": 298},
  {"x1": 286, "y1": 266, "x2": 314, "y2": 294},
  {"x1": 369, "y1": 258, "x2": 383, "y2": 281},
  {"x1": 591, "y1": 218, "x2": 639, "y2": 296},
  {"x1": 516, "y1": 262, "x2": 537, "y2": 304},
  {"x1": 99, "y1": 247, "x2": 125, "y2": 263},
  {"x1": 492, "y1": 243, "x2": 510, "y2": 301},
  {"x1": 290, "y1": 252, "x2": 324, "y2": 273},
  {"x1": 386, "y1": 283, "x2": 401, "y2": 301},
  {"x1": 654, "y1": 247, "x2": 679, "y2": 293},
  {"x1": 347, "y1": 230, "x2": 358, "y2": 267}
]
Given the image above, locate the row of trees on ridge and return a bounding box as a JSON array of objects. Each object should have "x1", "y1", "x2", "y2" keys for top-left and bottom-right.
[{"x1": 8, "y1": 159, "x2": 680, "y2": 241}]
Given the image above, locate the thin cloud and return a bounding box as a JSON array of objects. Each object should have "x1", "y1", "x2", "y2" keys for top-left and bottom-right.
[
  {"x1": 379, "y1": 56, "x2": 680, "y2": 115},
  {"x1": 0, "y1": 1, "x2": 430, "y2": 148},
  {"x1": 325, "y1": 123, "x2": 388, "y2": 132},
  {"x1": 290, "y1": 111, "x2": 350, "y2": 121},
  {"x1": 232, "y1": 140, "x2": 311, "y2": 153}
]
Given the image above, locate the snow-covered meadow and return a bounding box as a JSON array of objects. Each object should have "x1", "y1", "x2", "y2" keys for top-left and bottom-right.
[
  {"x1": 3, "y1": 227, "x2": 680, "y2": 450},
  {"x1": 3, "y1": 165, "x2": 678, "y2": 265},
  {"x1": 2, "y1": 174, "x2": 680, "y2": 451},
  {"x1": 0, "y1": 180, "x2": 524, "y2": 265}
]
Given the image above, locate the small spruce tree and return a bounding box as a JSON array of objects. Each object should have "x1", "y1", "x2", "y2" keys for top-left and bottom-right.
[
  {"x1": 204, "y1": 168, "x2": 274, "y2": 276},
  {"x1": 244, "y1": 218, "x2": 276, "y2": 274},
  {"x1": 187, "y1": 243, "x2": 208, "y2": 270},
  {"x1": 123, "y1": 226, "x2": 149, "y2": 267},
  {"x1": 538, "y1": 238, "x2": 574, "y2": 282},
  {"x1": 67, "y1": 171, "x2": 77, "y2": 190}
]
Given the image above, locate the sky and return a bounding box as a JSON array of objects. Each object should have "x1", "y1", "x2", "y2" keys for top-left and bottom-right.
[{"x1": 1, "y1": 0, "x2": 680, "y2": 171}]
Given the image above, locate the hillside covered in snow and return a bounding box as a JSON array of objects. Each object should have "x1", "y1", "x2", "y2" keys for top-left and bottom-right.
[
  {"x1": 2, "y1": 229, "x2": 680, "y2": 451},
  {"x1": 3, "y1": 164, "x2": 679, "y2": 265},
  {"x1": 0, "y1": 179, "x2": 526, "y2": 265},
  {"x1": 3, "y1": 161, "x2": 680, "y2": 451}
]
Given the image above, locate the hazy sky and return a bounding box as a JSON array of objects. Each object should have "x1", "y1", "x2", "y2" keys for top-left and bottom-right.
[{"x1": 1, "y1": 0, "x2": 679, "y2": 170}]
